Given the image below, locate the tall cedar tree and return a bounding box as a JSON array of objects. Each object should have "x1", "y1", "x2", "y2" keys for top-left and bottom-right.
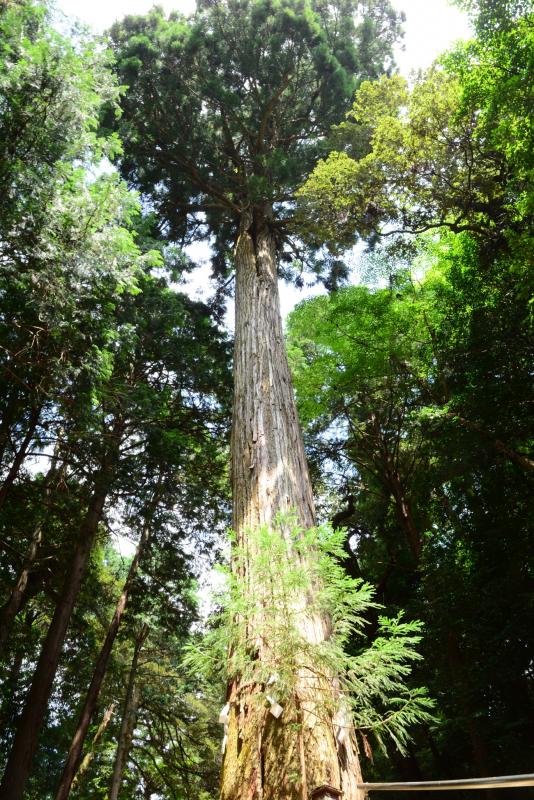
[{"x1": 108, "y1": 2, "x2": 403, "y2": 798}]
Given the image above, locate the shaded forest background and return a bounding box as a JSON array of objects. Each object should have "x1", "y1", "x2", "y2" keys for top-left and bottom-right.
[{"x1": 0, "y1": 0, "x2": 532, "y2": 798}]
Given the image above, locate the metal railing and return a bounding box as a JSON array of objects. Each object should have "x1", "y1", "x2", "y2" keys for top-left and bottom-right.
[{"x1": 358, "y1": 774, "x2": 534, "y2": 792}]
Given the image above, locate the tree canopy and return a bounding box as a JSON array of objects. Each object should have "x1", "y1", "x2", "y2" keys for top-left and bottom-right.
[
  {"x1": 288, "y1": 0, "x2": 533, "y2": 782},
  {"x1": 297, "y1": 8, "x2": 534, "y2": 259},
  {"x1": 106, "y1": 0, "x2": 403, "y2": 282}
]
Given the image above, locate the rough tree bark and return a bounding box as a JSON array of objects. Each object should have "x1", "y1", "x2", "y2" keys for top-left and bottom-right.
[
  {"x1": 70, "y1": 704, "x2": 116, "y2": 793},
  {"x1": 0, "y1": 420, "x2": 122, "y2": 800},
  {"x1": 55, "y1": 511, "x2": 154, "y2": 800},
  {"x1": 109, "y1": 625, "x2": 148, "y2": 800},
  {"x1": 221, "y1": 207, "x2": 364, "y2": 800}
]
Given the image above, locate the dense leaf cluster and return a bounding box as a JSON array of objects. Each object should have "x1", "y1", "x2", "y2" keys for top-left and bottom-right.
[{"x1": 105, "y1": 0, "x2": 403, "y2": 281}]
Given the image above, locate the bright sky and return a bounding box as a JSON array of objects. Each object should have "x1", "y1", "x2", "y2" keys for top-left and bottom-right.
[{"x1": 58, "y1": 0, "x2": 472, "y2": 74}]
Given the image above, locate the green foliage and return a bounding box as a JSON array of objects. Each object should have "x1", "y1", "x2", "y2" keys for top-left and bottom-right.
[
  {"x1": 292, "y1": 39, "x2": 534, "y2": 790},
  {"x1": 0, "y1": 4, "x2": 231, "y2": 797},
  {"x1": 0, "y1": 0, "x2": 122, "y2": 244},
  {"x1": 287, "y1": 232, "x2": 533, "y2": 778},
  {"x1": 106, "y1": 0, "x2": 403, "y2": 282},
  {"x1": 297, "y1": 7, "x2": 534, "y2": 255},
  {"x1": 453, "y1": 0, "x2": 532, "y2": 36},
  {"x1": 185, "y1": 516, "x2": 434, "y2": 754},
  {"x1": 2, "y1": 0, "x2": 532, "y2": 793}
]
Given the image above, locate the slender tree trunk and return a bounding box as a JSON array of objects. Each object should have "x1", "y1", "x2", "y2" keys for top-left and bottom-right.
[
  {"x1": 424, "y1": 726, "x2": 448, "y2": 777},
  {"x1": 109, "y1": 626, "x2": 148, "y2": 800},
  {"x1": 0, "y1": 423, "x2": 122, "y2": 800},
  {"x1": 387, "y1": 471, "x2": 422, "y2": 561},
  {"x1": 221, "y1": 207, "x2": 363, "y2": 800},
  {"x1": 0, "y1": 453, "x2": 62, "y2": 656},
  {"x1": 70, "y1": 704, "x2": 116, "y2": 793},
  {"x1": 446, "y1": 631, "x2": 494, "y2": 785},
  {"x1": 0, "y1": 388, "x2": 21, "y2": 466},
  {"x1": 55, "y1": 514, "x2": 154, "y2": 800},
  {"x1": 385, "y1": 475, "x2": 494, "y2": 783},
  {"x1": 0, "y1": 402, "x2": 41, "y2": 509}
]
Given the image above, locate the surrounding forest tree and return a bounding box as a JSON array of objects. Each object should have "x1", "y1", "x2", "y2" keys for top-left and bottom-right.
[
  {"x1": 0, "y1": 2, "x2": 230, "y2": 798},
  {"x1": 297, "y1": 0, "x2": 533, "y2": 257},
  {"x1": 287, "y1": 246, "x2": 534, "y2": 788},
  {"x1": 289, "y1": 0, "x2": 533, "y2": 792}
]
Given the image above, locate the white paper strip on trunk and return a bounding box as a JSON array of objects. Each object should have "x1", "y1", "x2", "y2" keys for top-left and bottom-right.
[
  {"x1": 267, "y1": 697, "x2": 284, "y2": 718},
  {"x1": 218, "y1": 703, "x2": 230, "y2": 724},
  {"x1": 333, "y1": 708, "x2": 348, "y2": 745}
]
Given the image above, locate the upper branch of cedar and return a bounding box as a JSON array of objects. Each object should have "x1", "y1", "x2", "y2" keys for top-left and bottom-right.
[
  {"x1": 167, "y1": 151, "x2": 241, "y2": 214},
  {"x1": 219, "y1": 106, "x2": 246, "y2": 176},
  {"x1": 218, "y1": 102, "x2": 257, "y2": 158},
  {"x1": 255, "y1": 70, "x2": 293, "y2": 154},
  {"x1": 173, "y1": 201, "x2": 230, "y2": 214},
  {"x1": 289, "y1": 85, "x2": 322, "y2": 132},
  {"x1": 135, "y1": 138, "x2": 237, "y2": 214}
]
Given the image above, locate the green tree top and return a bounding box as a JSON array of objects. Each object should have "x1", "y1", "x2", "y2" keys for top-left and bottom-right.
[
  {"x1": 297, "y1": 5, "x2": 533, "y2": 256},
  {"x1": 106, "y1": 0, "x2": 403, "y2": 282},
  {"x1": 0, "y1": 0, "x2": 122, "y2": 244}
]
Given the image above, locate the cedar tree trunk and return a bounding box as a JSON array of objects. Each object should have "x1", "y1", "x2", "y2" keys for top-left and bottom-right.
[
  {"x1": 0, "y1": 425, "x2": 121, "y2": 800},
  {"x1": 108, "y1": 626, "x2": 147, "y2": 800},
  {"x1": 221, "y1": 207, "x2": 363, "y2": 800},
  {"x1": 55, "y1": 515, "x2": 153, "y2": 800}
]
